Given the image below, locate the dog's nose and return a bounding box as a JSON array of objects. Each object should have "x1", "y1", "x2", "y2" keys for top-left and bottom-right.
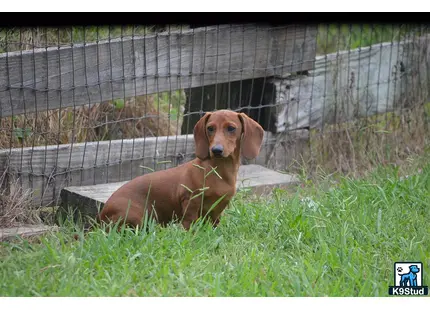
[{"x1": 211, "y1": 145, "x2": 224, "y2": 156}]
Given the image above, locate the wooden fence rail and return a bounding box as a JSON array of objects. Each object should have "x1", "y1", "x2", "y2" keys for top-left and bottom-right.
[
  {"x1": 0, "y1": 24, "x2": 317, "y2": 117},
  {"x1": 271, "y1": 34, "x2": 430, "y2": 132}
]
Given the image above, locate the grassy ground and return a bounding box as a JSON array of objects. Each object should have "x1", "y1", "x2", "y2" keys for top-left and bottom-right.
[{"x1": 0, "y1": 154, "x2": 429, "y2": 297}]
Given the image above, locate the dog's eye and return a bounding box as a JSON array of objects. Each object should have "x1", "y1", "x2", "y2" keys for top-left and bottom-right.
[
  {"x1": 227, "y1": 126, "x2": 236, "y2": 132},
  {"x1": 207, "y1": 126, "x2": 214, "y2": 132}
]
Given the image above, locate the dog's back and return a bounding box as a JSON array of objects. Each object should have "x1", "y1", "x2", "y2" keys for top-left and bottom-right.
[{"x1": 100, "y1": 163, "x2": 191, "y2": 227}]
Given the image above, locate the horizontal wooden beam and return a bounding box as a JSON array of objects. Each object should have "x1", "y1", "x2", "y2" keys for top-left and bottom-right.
[
  {"x1": 0, "y1": 134, "x2": 196, "y2": 206},
  {"x1": 0, "y1": 24, "x2": 317, "y2": 117},
  {"x1": 0, "y1": 130, "x2": 309, "y2": 206},
  {"x1": 271, "y1": 35, "x2": 430, "y2": 132}
]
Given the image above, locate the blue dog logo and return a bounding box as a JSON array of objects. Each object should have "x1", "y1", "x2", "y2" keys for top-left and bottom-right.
[
  {"x1": 389, "y1": 262, "x2": 428, "y2": 295},
  {"x1": 398, "y1": 265, "x2": 420, "y2": 287}
]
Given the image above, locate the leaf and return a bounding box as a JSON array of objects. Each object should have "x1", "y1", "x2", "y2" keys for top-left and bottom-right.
[
  {"x1": 156, "y1": 160, "x2": 172, "y2": 165},
  {"x1": 113, "y1": 99, "x2": 125, "y2": 110},
  {"x1": 140, "y1": 166, "x2": 155, "y2": 172},
  {"x1": 13, "y1": 128, "x2": 24, "y2": 139},
  {"x1": 129, "y1": 252, "x2": 142, "y2": 262},
  {"x1": 207, "y1": 166, "x2": 222, "y2": 179},
  {"x1": 180, "y1": 184, "x2": 193, "y2": 193},
  {"x1": 206, "y1": 194, "x2": 227, "y2": 215},
  {"x1": 190, "y1": 191, "x2": 205, "y2": 200},
  {"x1": 13, "y1": 127, "x2": 32, "y2": 139},
  {"x1": 192, "y1": 164, "x2": 205, "y2": 171}
]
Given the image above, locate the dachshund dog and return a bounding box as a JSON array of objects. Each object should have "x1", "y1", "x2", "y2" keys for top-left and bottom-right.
[{"x1": 97, "y1": 110, "x2": 264, "y2": 230}]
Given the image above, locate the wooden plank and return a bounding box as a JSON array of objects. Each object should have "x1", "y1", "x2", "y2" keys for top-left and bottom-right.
[
  {"x1": 271, "y1": 35, "x2": 430, "y2": 132},
  {"x1": 0, "y1": 134, "x2": 196, "y2": 206},
  {"x1": 0, "y1": 131, "x2": 298, "y2": 207},
  {"x1": 0, "y1": 224, "x2": 58, "y2": 241},
  {"x1": 59, "y1": 164, "x2": 300, "y2": 219},
  {"x1": 0, "y1": 24, "x2": 317, "y2": 117}
]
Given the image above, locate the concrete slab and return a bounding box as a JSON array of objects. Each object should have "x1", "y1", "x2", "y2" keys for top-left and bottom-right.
[{"x1": 59, "y1": 164, "x2": 299, "y2": 220}]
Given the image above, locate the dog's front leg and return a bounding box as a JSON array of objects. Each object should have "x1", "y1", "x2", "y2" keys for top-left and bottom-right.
[
  {"x1": 181, "y1": 199, "x2": 200, "y2": 230},
  {"x1": 209, "y1": 201, "x2": 229, "y2": 228},
  {"x1": 212, "y1": 217, "x2": 220, "y2": 227}
]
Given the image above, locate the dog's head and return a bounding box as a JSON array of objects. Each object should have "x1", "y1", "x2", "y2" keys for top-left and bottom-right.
[
  {"x1": 409, "y1": 265, "x2": 420, "y2": 273},
  {"x1": 193, "y1": 110, "x2": 264, "y2": 161}
]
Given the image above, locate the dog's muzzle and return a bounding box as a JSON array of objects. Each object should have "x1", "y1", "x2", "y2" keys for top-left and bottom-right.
[{"x1": 211, "y1": 145, "x2": 224, "y2": 158}]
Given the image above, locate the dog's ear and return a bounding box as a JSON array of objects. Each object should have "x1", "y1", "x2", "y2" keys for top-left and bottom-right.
[
  {"x1": 193, "y1": 112, "x2": 212, "y2": 160},
  {"x1": 238, "y1": 113, "x2": 264, "y2": 160}
]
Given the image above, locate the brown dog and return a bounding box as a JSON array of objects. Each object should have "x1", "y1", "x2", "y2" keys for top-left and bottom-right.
[{"x1": 98, "y1": 110, "x2": 264, "y2": 230}]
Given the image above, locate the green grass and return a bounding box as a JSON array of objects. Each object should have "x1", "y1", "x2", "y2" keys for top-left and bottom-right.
[
  {"x1": 1, "y1": 159, "x2": 429, "y2": 297},
  {"x1": 0, "y1": 25, "x2": 187, "y2": 53},
  {"x1": 316, "y1": 24, "x2": 427, "y2": 55},
  {"x1": 154, "y1": 90, "x2": 187, "y2": 122}
]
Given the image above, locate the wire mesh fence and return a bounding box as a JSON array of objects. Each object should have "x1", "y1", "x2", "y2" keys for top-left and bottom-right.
[{"x1": 0, "y1": 23, "x2": 429, "y2": 209}]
